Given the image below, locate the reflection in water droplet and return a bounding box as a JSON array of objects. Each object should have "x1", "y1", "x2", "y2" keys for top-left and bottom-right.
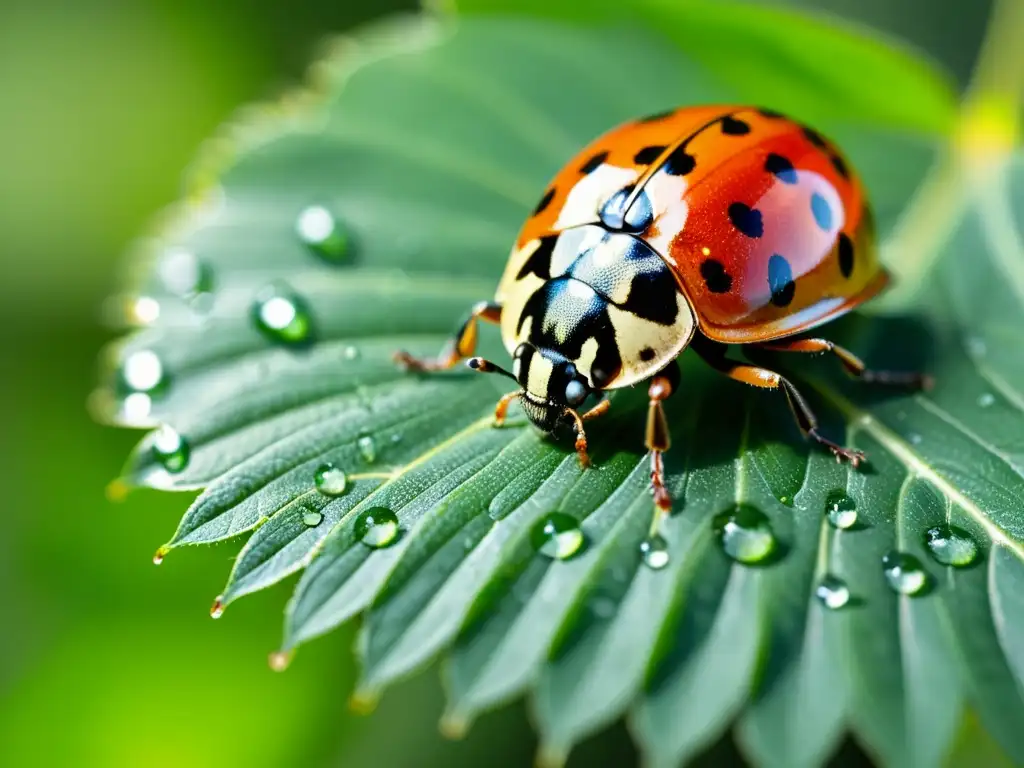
[
  {"x1": 357, "y1": 434, "x2": 377, "y2": 463},
  {"x1": 343, "y1": 345, "x2": 360, "y2": 360},
  {"x1": 355, "y1": 507, "x2": 399, "y2": 548},
  {"x1": 302, "y1": 509, "x2": 324, "y2": 527},
  {"x1": 210, "y1": 596, "x2": 225, "y2": 619},
  {"x1": 268, "y1": 650, "x2": 293, "y2": 672},
  {"x1": 314, "y1": 463, "x2": 348, "y2": 496},
  {"x1": 530, "y1": 513, "x2": 584, "y2": 560},
  {"x1": 639, "y1": 535, "x2": 670, "y2": 569},
  {"x1": 882, "y1": 551, "x2": 929, "y2": 595},
  {"x1": 122, "y1": 349, "x2": 165, "y2": 393},
  {"x1": 924, "y1": 525, "x2": 979, "y2": 567},
  {"x1": 713, "y1": 505, "x2": 777, "y2": 564},
  {"x1": 296, "y1": 205, "x2": 349, "y2": 262},
  {"x1": 825, "y1": 491, "x2": 858, "y2": 529},
  {"x1": 815, "y1": 574, "x2": 851, "y2": 609},
  {"x1": 977, "y1": 393, "x2": 995, "y2": 408},
  {"x1": 152, "y1": 425, "x2": 189, "y2": 473},
  {"x1": 252, "y1": 285, "x2": 312, "y2": 344},
  {"x1": 131, "y1": 296, "x2": 161, "y2": 325}
]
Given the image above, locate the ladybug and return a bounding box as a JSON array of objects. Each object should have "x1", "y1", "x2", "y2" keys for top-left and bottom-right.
[{"x1": 395, "y1": 105, "x2": 928, "y2": 526}]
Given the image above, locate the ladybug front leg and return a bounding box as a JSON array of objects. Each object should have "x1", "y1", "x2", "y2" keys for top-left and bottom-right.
[
  {"x1": 754, "y1": 337, "x2": 932, "y2": 389},
  {"x1": 646, "y1": 361, "x2": 680, "y2": 533},
  {"x1": 693, "y1": 339, "x2": 865, "y2": 466},
  {"x1": 394, "y1": 301, "x2": 502, "y2": 371}
]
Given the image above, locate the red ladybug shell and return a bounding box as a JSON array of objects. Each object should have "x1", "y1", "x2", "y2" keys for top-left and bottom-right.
[{"x1": 501, "y1": 105, "x2": 887, "y2": 347}]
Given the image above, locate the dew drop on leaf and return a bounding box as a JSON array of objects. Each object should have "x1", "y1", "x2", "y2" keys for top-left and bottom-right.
[
  {"x1": 924, "y1": 524, "x2": 979, "y2": 567},
  {"x1": 712, "y1": 504, "x2": 777, "y2": 564},
  {"x1": 908, "y1": 433, "x2": 923, "y2": 445},
  {"x1": 882, "y1": 551, "x2": 929, "y2": 595},
  {"x1": 639, "y1": 534, "x2": 670, "y2": 569},
  {"x1": 815, "y1": 574, "x2": 851, "y2": 609},
  {"x1": 158, "y1": 248, "x2": 214, "y2": 297},
  {"x1": 314, "y1": 463, "x2": 348, "y2": 496},
  {"x1": 530, "y1": 513, "x2": 584, "y2": 560},
  {"x1": 151, "y1": 425, "x2": 189, "y2": 473},
  {"x1": 130, "y1": 296, "x2": 161, "y2": 325},
  {"x1": 252, "y1": 284, "x2": 312, "y2": 344},
  {"x1": 825, "y1": 491, "x2": 858, "y2": 529},
  {"x1": 296, "y1": 204, "x2": 350, "y2": 263},
  {"x1": 152, "y1": 546, "x2": 169, "y2": 566},
  {"x1": 121, "y1": 349, "x2": 165, "y2": 394},
  {"x1": 355, "y1": 507, "x2": 399, "y2": 548},
  {"x1": 268, "y1": 650, "x2": 293, "y2": 672},
  {"x1": 301, "y1": 509, "x2": 324, "y2": 528},
  {"x1": 977, "y1": 392, "x2": 995, "y2": 408},
  {"x1": 343, "y1": 345, "x2": 360, "y2": 360},
  {"x1": 357, "y1": 434, "x2": 377, "y2": 463}
]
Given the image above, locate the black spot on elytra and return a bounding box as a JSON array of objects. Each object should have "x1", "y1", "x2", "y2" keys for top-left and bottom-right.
[
  {"x1": 663, "y1": 146, "x2": 696, "y2": 175},
  {"x1": 810, "y1": 192, "x2": 833, "y2": 231},
  {"x1": 515, "y1": 235, "x2": 557, "y2": 281},
  {"x1": 830, "y1": 153, "x2": 849, "y2": 179},
  {"x1": 639, "y1": 347, "x2": 656, "y2": 362},
  {"x1": 765, "y1": 153, "x2": 798, "y2": 184},
  {"x1": 803, "y1": 126, "x2": 828, "y2": 149},
  {"x1": 728, "y1": 202, "x2": 764, "y2": 238},
  {"x1": 634, "y1": 145, "x2": 666, "y2": 164},
  {"x1": 700, "y1": 259, "x2": 733, "y2": 293},
  {"x1": 767, "y1": 254, "x2": 795, "y2": 307},
  {"x1": 579, "y1": 151, "x2": 608, "y2": 174},
  {"x1": 621, "y1": 268, "x2": 679, "y2": 326},
  {"x1": 721, "y1": 116, "x2": 751, "y2": 135},
  {"x1": 534, "y1": 188, "x2": 555, "y2": 215},
  {"x1": 838, "y1": 232, "x2": 855, "y2": 277},
  {"x1": 637, "y1": 109, "x2": 675, "y2": 122},
  {"x1": 758, "y1": 107, "x2": 785, "y2": 119}
]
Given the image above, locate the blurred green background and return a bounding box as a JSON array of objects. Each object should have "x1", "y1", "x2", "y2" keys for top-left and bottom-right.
[{"x1": 0, "y1": 0, "x2": 998, "y2": 766}]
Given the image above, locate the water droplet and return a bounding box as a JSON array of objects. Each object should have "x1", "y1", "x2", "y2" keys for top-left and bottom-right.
[
  {"x1": 713, "y1": 504, "x2": 777, "y2": 564},
  {"x1": 343, "y1": 345, "x2": 360, "y2": 360},
  {"x1": 158, "y1": 249, "x2": 214, "y2": 298},
  {"x1": 296, "y1": 205, "x2": 349, "y2": 262},
  {"x1": 530, "y1": 513, "x2": 584, "y2": 560},
  {"x1": 252, "y1": 284, "x2": 312, "y2": 344},
  {"x1": 978, "y1": 392, "x2": 995, "y2": 408},
  {"x1": 314, "y1": 463, "x2": 348, "y2": 496},
  {"x1": 152, "y1": 546, "x2": 169, "y2": 565},
  {"x1": 210, "y1": 596, "x2": 225, "y2": 619},
  {"x1": 302, "y1": 509, "x2": 324, "y2": 527},
  {"x1": 390, "y1": 432, "x2": 402, "y2": 444},
  {"x1": 924, "y1": 525, "x2": 979, "y2": 567},
  {"x1": 908, "y1": 433, "x2": 923, "y2": 446},
  {"x1": 151, "y1": 425, "x2": 189, "y2": 473},
  {"x1": 966, "y1": 336, "x2": 987, "y2": 357},
  {"x1": 268, "y1": 650, "x2": 293, "y2": 672},
  {"x1": 882, "y1": 551, "x2": 929, "y2": 595},
  {"x1": 121, "y1": 392, "x2": 153, "y2": 422},
  {"x1": 815, "y1": 574, "x2": 851, "y2": 609},
  {"x1": 131, "y1": 296, "x2": 161, "y2": 325},
  {"x1": 355, "y1": 507, "x2": 399, "y2": 548},
  {"x1": 591, "y1": 597, "x2": 616, "y2": 618},
  {"x1": 121, "y1": 349, "x2": 165, "y2": 393},
  {"x1": 639, "y1": 535, "x2": 670, "y2": 569},
  {"x1": 825, "y1": 491, "x2": 858, "y2": 529},
  {"x1": 357, "y1": 434, "x2": 377, "y2": 463}
]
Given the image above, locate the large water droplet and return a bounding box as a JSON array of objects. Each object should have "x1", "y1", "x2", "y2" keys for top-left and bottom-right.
[
  {"x1": 713, "y1": 505, "x2": 777, "y2": 564},
  {"x1": 530, "y1": 513, "x2": 584, "y2": 560},
  {"x1": 357, "y1": 434, "x2": 377, "y2": 463},
  {"x1": 152, "y1": 425, "x2": 189, "y2": 473},
  {"x1": 301, "y1": 509, "x2": 324, "y2": 528},
  {"x1": 977, "y1": 392, "x2": 995, "y2": 408},
  {"x1": 355, "y1": 507, "x2": 399, "y2": 548},
  {"x1": 296, "y1": 205, "x2": 350, "y2": 262},
  {"x1": 639, "y1": 535, "x2": 670, "y2": 569},
  {"x1": 314, "y1": 463, "x2": 348, "y2": 496},
  {"x1": 252, "y1": 285, "x2": 312, "y2": 345},
  {"x1": 882, "y1": 551, "x2": 929, "y2": 595},
  {"x1": 815, "y1": 574, "x2": 851, "y2": 609},
  {"x1": 825, "y1": 491, "x2": 858, "y2": 530},
  {"x1": 121, "y1": 349, "x2": 165, "y2": 393},
  {"x1": 924, "y1": 525, "x2": 979, "y2": 567}
]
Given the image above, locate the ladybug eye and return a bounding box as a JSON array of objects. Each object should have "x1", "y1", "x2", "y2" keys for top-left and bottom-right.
[{"x1": 565, "y1": 379, "x2": 587, "y2": 406}]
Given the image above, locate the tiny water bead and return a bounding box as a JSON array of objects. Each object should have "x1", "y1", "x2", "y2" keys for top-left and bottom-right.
[
  {"x1": 314, "y1": 463, "x2": 348, "y2": 496},
  {"x1": 530, "y1": 513, "x2": 584, "y2": 561},
  {"x1": 355, "y1": 507, "x2": 399, "y2": 548},
  {"x1": 158, "y1": 249, "x2": 214, "y2": 298},
  {"x1": 713, "y1": 504, "x2": 777, "y2": 565},
  {"x1": 639, "y1": 535, "x2": 670, "y2": 570},
  {"x1": 252, "y1": 285, "x2": 312, "y2": 345},
  {"x1": 151, "y1": 425, "x2": 190, "y2": 473},
  {"x1": 924, "y1": 525, "x2": 979, "y2": 567},
  {"x1": 977, "y1": 392, "x2": 995, "y2": 408},
  {"x1": 121, "y1": 349, "x2": 165, "y2": 393},
  {"x1": 343, "y1": 345, "x2": 360, "y2": 360},
  {"x1": 296, "y1": 205, "x2": 349, "y2": 262},
  {"x1": 815, "y1": 575, "x2": 851, "y2": 609},
  {"x1": 825, "y1": 491, "x2": 858, "y2": 530},
  {"x1": 882, "y1": 551, "x2": 929, "y2": 595},
  {"x1": 268, "y1": 650, "x2": 294, "y2": 672},
  {"x1": 301, "y1": 509, "x2": 324, "y2": 528},
  {"x1": 357, "y1": 434, "x2": 377, "y2": 463}
]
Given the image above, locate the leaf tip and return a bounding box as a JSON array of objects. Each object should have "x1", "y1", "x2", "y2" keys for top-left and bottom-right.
[
  {"x1": 152, "y1": 545, "x2": 170, "y2": 566},
  {"x1": 348, "y1": 689, "x2": 379, "y2": 715},
  {"x1": 438, "y1": 712, "x2": 470, "y2": 741},
  {"x1": 535, "y1": 743, "x2": 568, "y2": 768},
  {"x1": 210, "y1": 595, "x2": 225, "y2": 619}
]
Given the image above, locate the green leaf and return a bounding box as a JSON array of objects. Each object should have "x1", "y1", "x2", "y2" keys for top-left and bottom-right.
[{"x1": 96, "y1": 11, "x2": 1024, "y2": 768}]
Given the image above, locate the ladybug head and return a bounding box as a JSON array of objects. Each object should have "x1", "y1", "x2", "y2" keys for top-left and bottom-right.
[{"x1": 467, "y1": 342, "x2": 592, "y2": 433}]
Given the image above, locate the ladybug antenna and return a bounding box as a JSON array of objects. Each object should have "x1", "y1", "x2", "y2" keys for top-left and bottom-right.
[{"x1": 467, "y1": 357, "x2": 517, "y2": 382}]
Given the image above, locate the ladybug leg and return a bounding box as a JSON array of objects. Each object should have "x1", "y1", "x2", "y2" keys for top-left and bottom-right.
[
  {"x1": 394, "y1": 301, "x2": 502, "y2": 371},
  {"x1": 646, "y1": 373, "x2": 676, "y2": 533},
  {"x1": 563, "y1": 399, "x2": 611, "y2": 468},
  {"x1": 694, "y1": 342, "x2": 865, "y2": 467},
  {"x1": 754, "y1": 338, "x2": 932, "y2": 389}
]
